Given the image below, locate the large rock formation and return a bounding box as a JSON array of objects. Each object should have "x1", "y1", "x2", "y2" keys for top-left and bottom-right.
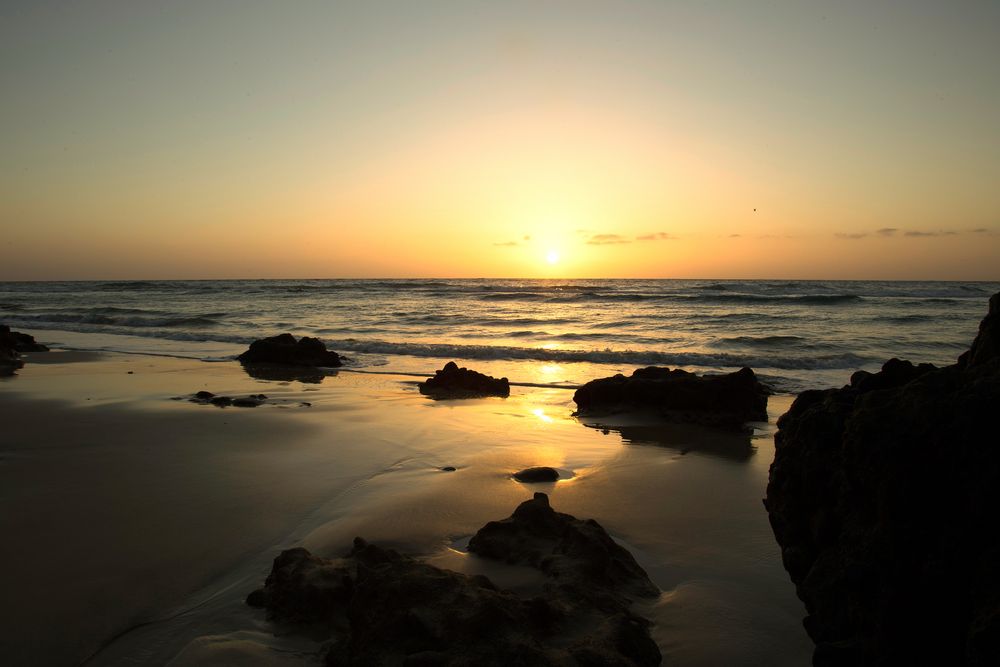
[
  {"x1": 764, "y1": 292, "x2": 1000, "y2": 666},
  {"x1": 418, "y1": 361, "x2": 510, "y2": 398},
  {"x1": 248, "y1": 494, "x2": 661, "y2": 665},
  {"x1": 237, "y1": 333, "x2": 342, "y2": 367},
  {"x1": 573, "y1": 366, "x2": 769, "y2": 430}
]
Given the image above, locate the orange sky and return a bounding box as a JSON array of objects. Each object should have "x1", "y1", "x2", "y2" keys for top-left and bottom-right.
[{"x1": 1, "y1": 2, "x2": 998, "y2": 280}]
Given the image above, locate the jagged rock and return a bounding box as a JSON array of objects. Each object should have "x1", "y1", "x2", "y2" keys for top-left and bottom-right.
[
  {"x1": 512, "y1": 466, "x2": 560, "y2": 483},
  {"x1": 573, "y1": 366, "x2": 769, "y2": 430},
  {"x1": 764, "y1": 292, "x2": 1000, "y2": 666},
  {"x1": 0, "y1": 324, "x2": 49, "y2": 353},
  {"x1": 469, "y1": 493, "x2": 659, "y2": 601},
  {"x1": 238, "y1": 333, "x2": 342, "y2": 368},
  {"x1": 418, "y1": 361, "x2": 510, "y2": 398},
  {"x1": 248, "y1": 495, "x2": 661, "y2": 665}
]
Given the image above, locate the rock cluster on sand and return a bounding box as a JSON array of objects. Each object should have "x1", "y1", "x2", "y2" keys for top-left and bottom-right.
[
  {"x1": 418, "y1": 361, "x2": 510, "y2": 398},
  {"x1": 248, "y1": 493, "x2": 661, "y2": 665},
  {"x1": 573, "y1": 366, "x2": 769, "y2": 430},
  {"x1": 1, "y1": 325, "x2": 49, "y2": 375},
  {"x1": 764, "y1": 291, "x2": 1000, "y2": 666},
  {"x1": 237, "y1": 333, "x2": 342, "y2": 367}
]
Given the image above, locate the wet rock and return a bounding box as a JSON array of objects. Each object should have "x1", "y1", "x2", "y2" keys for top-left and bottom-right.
[
  {"x1": 440, "y1": 466, "x2": 456, "y2": 472},
  {"x1": 232, "y1": 397, "x2": 262, "y2": 408},
  {"x1": 0, "y1": 324, "x2": 49, "y2": 353},
  {"x1": 238, "y1": 333, "x2": 342, "y2": 368},
  {"x1": 418, "y1": 361, "x2": 510, "y2": 398},
  {"x1": 194, "y1": 390, "x2": 215, "y2": 400},
  {"x1": 209, "y1": 396, "x2": 232, "y2": 407},
  {"x1": 469, "y1": 492, "x2": 659, "y2": 600},
  {"x1": 512, "y1": 466, "x2": 559, "y2": 483},
  {"x1": 764, "y1": 292, "x2": 1000, "y2": 666},
  {"x1": 248, "y1": 495, "x2": 661, "y2": 666},
  {"x1": 573, "y1": 366, "x2": 768, "y2": 430}
]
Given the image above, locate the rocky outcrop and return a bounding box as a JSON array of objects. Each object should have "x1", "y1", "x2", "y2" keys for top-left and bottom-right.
[
  {"x1": 418, "y1": 361, "x2": 510, "y2": 398},
  {"x1": 237, "y1": 334, "x2": 342, "y2": 367},
  {"x1": 764, "y1": 292, "x2": 1000, "y2": 666},
  {"x1": 248, "y1": 494, "x2": 661, "y2": 665},
  {"x1": 573, "y1": 366, "x2": 768, "y2": 430},
  {"x1": 1, "y1": 325, "x2": 48, "y2": 375},
  {"x1": 0, "y1": 324, "x2": 49, "y2": 353}
]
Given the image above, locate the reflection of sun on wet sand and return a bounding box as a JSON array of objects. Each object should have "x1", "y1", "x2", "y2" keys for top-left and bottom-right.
[{"x1": 0, "y1": 343, "x2": 810, "y2": 666}]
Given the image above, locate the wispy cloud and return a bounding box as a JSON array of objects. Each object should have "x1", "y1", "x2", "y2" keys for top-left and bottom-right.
[
  {"x1": 635, "y1": 232, "x2": 675, "y2": 241},
  {"x1": 586, "y1": 233, "x2": 631, "y2": 245},
  {"x1": 876, "y1": 227, "x2": 898, "y2": 236},
  {"x1": 835, "y1": 232, "x2": 868, "y2": 240},
  {"x1": 729, "y1": 233, "x2": 742, "y2": 238},
  {"x1": 493, "y1": 241, "x2": 520, "y2": 247},
  {"x1": 904, "y1": 230, "x2": 958, "y2": 237}
]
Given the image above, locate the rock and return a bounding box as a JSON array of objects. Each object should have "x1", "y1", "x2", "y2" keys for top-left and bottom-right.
[
  {"x1": 0, "y1": 324, "x2": 49, "y2": 353},
  {"x1": 418, "y1": 361, "x2": 510, "y2": 398},
  {"x1": 573, "y1": 366, "x2": 769, "y2": 430},
  {"x1": 469, "y1": 492, "x2": 659, "y2": 600},
  {"x1": 238, "y1": 333, "x2": 342, "y2": 368},
  {"x1": 764, "y1": 292, "x2": 1000, "y2": 666},
  {"x1": 440, "y1": 466, "x2": 456, "y2": 472},
  {"x1": 194, "y1": 390, "x2": 215, "y2": 400},
  {"x1": 209, "y1": 396, "x2": 232, "y2": 407},
  {"x1": 248, "y1": 495, "x2": 661, "y2": 666},
  {"x1": 232, "y1": 397, "x2": 262, "y2": 408},
  {"x1": 512, "y1": 466, "x2": 559, "y2": 483}
]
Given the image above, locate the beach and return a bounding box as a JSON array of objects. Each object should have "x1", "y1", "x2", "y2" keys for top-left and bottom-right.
[{"x1": 2, "y1": 348, "x2": 810, "y2": 665}]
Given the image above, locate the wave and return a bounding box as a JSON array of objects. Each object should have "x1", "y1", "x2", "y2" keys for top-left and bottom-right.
[
  {"x1": 326, "y1": 338, "x2": 874, "y2": 371},
  {"x1": 712, "y1": 335, "x2": 809, "y2": 347},
  {"x1": 8, "y1": 312, "x2": 224, "y2": 329}
]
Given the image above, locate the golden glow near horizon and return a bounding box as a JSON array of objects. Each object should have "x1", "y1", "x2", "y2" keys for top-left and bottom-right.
[{"x1": 1, "y1": 2, "x2": 998, "y2": 280}]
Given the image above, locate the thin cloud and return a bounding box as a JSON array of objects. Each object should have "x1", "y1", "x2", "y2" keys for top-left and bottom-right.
[
  {"x1": 970, "y1": 228, "x2": 989, "y2": 233},
  {"x1": 586, "y1": 233, "x2": 631, "y2": 245},
  {"x1": 904, "y1": 230, "x2": 957, "y2": 237},
  {"x1": 493, "y1": 241, "x2": 520, "y2": 247},
  {"x1": 876, "y1": 227, "x2": 898, "y2": 236},
  {"x1": 636, "y1": 232, "x2": 676, "y2": 241},
  {"x1": 835, "y1": 232, "x2": 868, "y2": 240},
  {"x1": 729, "y1": 234, "x2": 742, "y2": 238},
  {"x1": 522, "y1": 235, "x2": 531, "y2": 241}
]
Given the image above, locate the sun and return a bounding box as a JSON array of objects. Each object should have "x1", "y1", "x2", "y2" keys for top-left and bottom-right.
[{"x1": 546, "y1": 249, "x2": 560, "y2": 264}]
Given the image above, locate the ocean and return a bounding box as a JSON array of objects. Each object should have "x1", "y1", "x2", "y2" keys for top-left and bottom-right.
[{"x1": 2, "y1": 279, "x2": 996, "y2": 393}]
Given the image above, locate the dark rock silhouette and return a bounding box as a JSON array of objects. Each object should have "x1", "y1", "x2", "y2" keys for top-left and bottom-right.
[
  {"x1": 238, "y1": 334, "x2": 342, "y2": 368},
  {"x1": 573, "y1": 366, "x2": 768, "y2": 430},
  {"x1": 248, "y1": 494, "x2": 661, "y2": 665},
  {"x1": 0, "y1": 324, "x2": 49, "y2": 353},
  {"x1": 765, "y1": 291, "x2": 1000, "y2": 666},
  {"x1": 1, "y1": 325, "x2": 48, "y2": 375},
  {"x1": 512, "y1": 466, "x2": 560, "y2": 483},
  {"x1": 187, "y1": 392, "x2": 269, "y2": 408},
  {"x1": 418, "y1": 361, "x2": 510, "y2": 398}
]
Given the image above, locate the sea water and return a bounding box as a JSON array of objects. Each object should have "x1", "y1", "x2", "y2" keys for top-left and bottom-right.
[{"x1": 2, "y1": 279, "x2": 996, "y2": 392}]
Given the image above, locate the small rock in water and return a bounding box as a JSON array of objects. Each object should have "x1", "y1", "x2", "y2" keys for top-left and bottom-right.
[
  {"x1": 441, "y1": 466, "x2": 456, "y2": 472},
  {"x1": 232, "y1": 397, "x2": 262, "y2": 408},
  {"x1": 512, "y1": 466, "x2": 559, "y2": 483},
  {"x1": 195, "y1": 391, "x2": 215, "y2": 400}
]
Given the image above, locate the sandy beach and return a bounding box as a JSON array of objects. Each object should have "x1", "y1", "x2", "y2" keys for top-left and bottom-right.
[{"x1": 0, "y1": 348, "x2": 810, "y2": 665}]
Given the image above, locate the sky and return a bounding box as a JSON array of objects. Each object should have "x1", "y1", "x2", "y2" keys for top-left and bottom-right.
[{"x1": 1, "y1": 0, "x2": 998, "y2": 280}]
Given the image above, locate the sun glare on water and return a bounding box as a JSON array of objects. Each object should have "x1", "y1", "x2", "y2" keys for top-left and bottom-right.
[{"x1": 546, "y1": 250, "x2": 560, "y2": 264}]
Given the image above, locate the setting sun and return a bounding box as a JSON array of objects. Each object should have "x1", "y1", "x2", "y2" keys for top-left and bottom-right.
[{"x1": 546, "y1": 250, "x2": 561, "y2": 265}]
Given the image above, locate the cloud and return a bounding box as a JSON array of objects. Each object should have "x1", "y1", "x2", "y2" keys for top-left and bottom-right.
[
  {"x1": 904, "y1": 230, "x2": 957, "y2": 237},
  {"x1": 635, "y1": 232, "x2": 676, "y2": 241},
  {"x1": 523, "y1": 235, "x2": 531, "y2": 241},
  {"x1": 493, "y1": 241, "x2": 520, "y2": 247},
  {"x1": 586, "y1": 233, "x2": 631, "y2": 245},
  {"x1": 970, "y1": 228, "x2": 989, "y2": 233},
  {"x1": 876, "y1": 227, "x2": 898, "y2": 236},
  {"x1": 835, "y1": 232, "x2": 868, "y2": 240},
  {"x1": 729, "y1": 234, "x2": 742, "y2": 238}
]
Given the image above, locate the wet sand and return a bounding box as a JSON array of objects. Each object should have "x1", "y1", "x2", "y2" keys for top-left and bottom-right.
[{"x1": 0, "y1": 352, "x2": 811, "y2": 665}]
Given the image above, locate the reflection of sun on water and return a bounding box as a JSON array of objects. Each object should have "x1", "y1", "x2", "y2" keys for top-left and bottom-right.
[{"x1": 532, "y1": 408, "x2": 554, "y2": 423}]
